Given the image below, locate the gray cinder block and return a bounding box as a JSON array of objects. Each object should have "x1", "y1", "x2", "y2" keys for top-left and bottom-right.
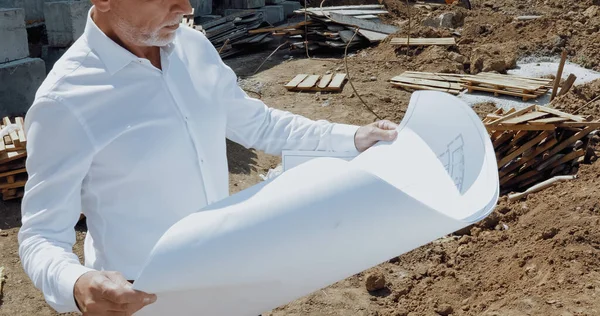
[
  {"x1": 44, "y1": 0, "x2": 91, "y2": 47},
  {"x1": 0, "y1": 8, "x2": 29, "y2": 63},
  {"x1": 0, "y1": 58, "x2": 46, "y2": 116}
]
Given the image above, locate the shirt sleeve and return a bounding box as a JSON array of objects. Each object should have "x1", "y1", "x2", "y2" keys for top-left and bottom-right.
[
  {"x1": 214, "y1": 52, "x2": 360, "y2": 156},
  {"x1": 18, "y1": 96, "x2": 96, "y2": 313}
]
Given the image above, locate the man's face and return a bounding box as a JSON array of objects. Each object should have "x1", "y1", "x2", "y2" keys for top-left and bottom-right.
[{"x1": 109, "y1": 0, "x2": 191, "y2": 46}]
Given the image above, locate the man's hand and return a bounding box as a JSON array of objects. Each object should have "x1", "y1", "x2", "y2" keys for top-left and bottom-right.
[
  {"x1": 354, "y1": 120, "x2": 399, "y2": 152},
  {"x1": 74, "y1": 271, "x2": 157, "y2": 315}
]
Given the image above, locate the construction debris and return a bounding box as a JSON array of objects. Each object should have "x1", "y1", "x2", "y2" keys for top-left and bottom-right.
[
  {"x1": 390, "y1": 37, "x2": 456, "y2": 46},
  {"x1": 0, "y1": 116, "x2": 27, "y2": 201},
  {"x1": 389, "y1": 71, "x2": 554, "y2": 100},
  {"x1": 285, "y1": 73, "x2": 347, "y2": 92},
  {"x1": 287, "y1": 5, "x2": 398, "y2": 51},
  {"x1": 0, "y1": 266, "x2": 5, "y2": 295},
  {"x1": 194, "y1": 11, "x2": 274, "y2": 58},
  {"x1": 484, "y1": 106, "x2": 599, "y2": 194}
]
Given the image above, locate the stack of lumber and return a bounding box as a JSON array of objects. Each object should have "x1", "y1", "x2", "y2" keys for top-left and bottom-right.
[
  {"x1": 390, "y1": 71, "x2": 554, "y2": 100},
  {"x1": 282, "y1": 5, "x2": 398, "y2": 51},
  {"x1": 0, "y1": 117, "x2": 27, "y2": 201},
  {"x1": 284, "y1": 73, "x2": 347, "y2": 92},
  {"x1": 462, "y1": 73, "x2": 553, "y2": 101},
  {"x1": 390, "y1": 72, "x2": 465, "y2": 94},
  {"x1": 484, "y1": 105, "x2": 600, "y2": 194},
  {"x1": 196, "y1": 11, "x2": 273, "y2": 58}
]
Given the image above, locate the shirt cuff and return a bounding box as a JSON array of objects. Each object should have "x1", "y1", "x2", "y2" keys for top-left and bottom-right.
[
  {"x1": 330, "y1": 123, "x2": 360, "y2": 154},
  {"x1": 56, "y1": 264, "x2": 95, "y2": 313}
]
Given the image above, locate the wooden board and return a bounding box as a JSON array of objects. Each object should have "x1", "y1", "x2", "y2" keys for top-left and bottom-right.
[
  {"x1": 501, "y1": 112, "x2": 550, "y2": 125},
  {"x1": 284, "y1": 74, "x2": 309, "y2": 90},
  {"x1": 0, "y1": 150, "x2": 26, "y2": 164},
  {"x1": 462, "y1": 77, "x2": 544, "y2": 92},
  {"x1": 390, "y1": 76, "x2": 462, "y2": 90},
  {"x1": 558, "y1": 121, "x2": 600, "y2": 128},
  {"x1": 15, "y1": 117, "x2": 26, "y2": 145},
  {"x1": 0, "y1": 173, "x2": 27, "y2": 190},
  {"x1": 390, "y1": 82, "x2": 461, "y2": 95},
  {"x1": 535, "y1": 105, "x2": 584, "y2": 122},
  {"x1": 498, "y1": 137, "x2": 558, "y2": 178},
  {"x1": 400, "y1": 72, "x2": 465, "y2": 83},
  {"x1": 465, "y1": 85, "x2": 538, "y2": 100},
  {"x1": 0, "y1": 168, "x2": 27, "y2": 178},
  {"x1": 497, "y1": 131, "x2": 552, "y2": 167},
  {"x1": 325, "y1": 74, "x2": 347, "y2": 91},
  {"x1": 390, "y1": 37, "x2": 456, "y2": 46},
  {"x1": 487, "y1": 124, "x2": 556, "y2": 131},
  {"x1": 528, "y1": 117, "x2": 570, "y2": 125},
  {"x1": 297, "y1": 75, "x2": 321, "y2": 90},
  {"x1": 318, "y1": 74, "x2": 333, "y2": 89},
  {"x1": 487, "y1": 105, "x2": 536, "y2": 126}
]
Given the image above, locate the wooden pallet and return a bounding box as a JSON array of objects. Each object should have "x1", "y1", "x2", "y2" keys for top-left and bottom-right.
[
  {"x1": 390, "y1": 37, "x2": 456, "y2": 46},
  {"x1": 485, "y1": 106, "x2": 598, "y2": 194},
  {"x1": 0, "y1": 116, "x2": 28, "y2": 201},
  {"x1": 461, "y1": 73, "x2": 553, "y2": 101},
  {"x1": 285, "y1": 73, "x2": 348, "y2": 92}
]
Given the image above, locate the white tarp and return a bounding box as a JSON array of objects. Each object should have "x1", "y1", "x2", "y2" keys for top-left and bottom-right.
[{"x1": 132, "y1": 91, "x2": 500, "y2": 315}]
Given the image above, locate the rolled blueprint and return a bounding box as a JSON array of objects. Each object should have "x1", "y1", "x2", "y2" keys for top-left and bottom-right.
[{"x1": 132, "y1": 91, "x2": 500, "y2": 315}]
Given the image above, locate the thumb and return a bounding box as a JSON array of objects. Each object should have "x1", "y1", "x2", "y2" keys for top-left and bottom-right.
[{"x1": 371, "y1": 127, "x2": 398, "y2": 142}]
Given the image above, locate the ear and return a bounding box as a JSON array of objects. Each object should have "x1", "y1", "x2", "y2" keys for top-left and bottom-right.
[{"x1": 91, "y1": 0, "x2": 110, "y2": 12}]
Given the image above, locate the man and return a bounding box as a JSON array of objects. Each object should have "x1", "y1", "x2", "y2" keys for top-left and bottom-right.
[{"x1": 18, "y1": 0, "x2": 398, "y2": 314}]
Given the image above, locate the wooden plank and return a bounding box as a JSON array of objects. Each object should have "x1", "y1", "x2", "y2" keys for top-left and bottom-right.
[
  {"x1": 318, "y1": 74, "x2": 333, "y2": 89},
  {"x1": 487, "y1": 105, "x2": 535, "y2": 126},
  {"x1": 544, "y1": 126, "x2": 596, "y2": 158},
  {"x1": 296, "y1": 75, "x2": 321, "y2": 90},
  {"x1": 544, "y1": 149, "x2": 585, "y2": 171},
  {"x1": 284, "y1": 74, "x2": 309, "y2": 90},
  {"x1": 0, "y1": 178, "x2": 26, "y2": 190},
  {"x1": 558, "y1": 74, "x2": 577, "y2": 96},
  {"x1": 300, "y1": 4, "x2": 385, "y2": 12},
  {"x1": 498, "y1": 137, "x2": 558, "y2": 177},
  {"x1": 529, "y1": 117, "x2": 570, "y2": 125},
  {"x1": 0, "y1": 168, "x2": 27, "y2": 178},
  {"x1": 462, "y1": 77, "x2": 543, "y2": 91},
  {"x1": 328, "y1": 12, "x2": 398, "y2": 34},
  {"x1": 390, "y1": 37, "x2": 456, "y2": 46},
  {"x1": 487, "y1": 124, "x2": 556, "y2": 131},
  {"x1": 551, "y1": 50, "x2": 568, "y2": 101},
  {"x1": 558, "y1": 121, "x2": 600, "y2": 128},
  {"x1": 390, "y1": 76, "x2": 462, "y2": 90},
  {"x1": 465, "y1": 85, "x2": 539, "y2": 100},
  {"x1": 3, "y1": 117, "x2": 20, "y2": 148},
  {"x1": 400, "y1": 72, "x2": 465, "y2": 83},
  {"x1": 497, "y1": 131, "x2": 552, "y2": 167},
  {"x1": 15, "y1": 117, "x2": 26, "y2": 145},
  {"x1": 501, "y1": 111, "x2": 550, "y2": 125},
  {"x1": 308, "y1": 10, "x2": 389, "y2": 17},
  {"x1": 536, "y1": 105, "x2": 584, "y2": 122},
  {"x1": 390, "y1": 82, "x2": 461, "y2": 95},
  {"x1": 492, "y1": 132, "x2": 515, "y2": 148},
  {"x1": 325, "y1": 74, "x2": 347, "y2": 91},
  {"x1": 0, "y1": 150, "x2": 27, "y2": 164}
]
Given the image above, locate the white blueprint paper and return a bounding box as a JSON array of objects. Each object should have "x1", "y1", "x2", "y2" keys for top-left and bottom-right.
[{"x1": 132, "y1": 91, "x2": 500, "y2": 315}]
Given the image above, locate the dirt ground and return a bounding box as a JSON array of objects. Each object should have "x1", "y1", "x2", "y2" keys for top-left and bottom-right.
[{"x1": 1, "y1": 0, "x2": 600, "y2": 315}]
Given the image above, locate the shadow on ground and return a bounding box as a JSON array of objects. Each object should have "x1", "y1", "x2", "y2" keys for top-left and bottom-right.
[{"x1": 226, "y1": 139, "x2": 259, "y2": 175}]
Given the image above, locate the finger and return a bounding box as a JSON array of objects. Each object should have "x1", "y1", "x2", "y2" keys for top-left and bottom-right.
[
  {"x1": 102, "y1": 272, "x2": 157, "y2": 306},
  {"x1": 371, "y1": 127, "x2": 398, "y2": 141},
  {"x1": 376, "y1": 120, "x2": 398, "y2": 130}
]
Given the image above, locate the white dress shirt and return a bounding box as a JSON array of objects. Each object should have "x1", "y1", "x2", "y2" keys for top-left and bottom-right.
[{"x1": 18, "y1": 9, "x2": 359, "y2": 313}]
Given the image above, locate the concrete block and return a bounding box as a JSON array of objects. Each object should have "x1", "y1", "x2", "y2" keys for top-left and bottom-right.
[
  {"x1": 223, "y1": 0, "x2": 264, "y2": 9},
  {"x1": 41, "y1": 45, "x2": 66, "y2": 74},
  {"x1": 0, "y1": 8, "x2": 29, "y2": 63},
  {"x1": 262, "y1": 5, "x2": 284, "y2": 24},
  {"x1": 0, "y1": 58, "x2": 45, "y2": 116},
  {"x1": 265, "y1": 0, "x2": 284, "y2": 4},
  {"x1": 44, "y1": 0, "x2": 91, "y2": 47},
  {"x1": 190, "y1": 0, "x2": 212, "y2": 16},
  {"x1": 224, "y1": 8, "x2": 263, "y2": 17},
  {"x1": 281, "y1": 1, "x2": 301, "y2": 17},
  {"x1": 0, "y1": 0, "x2": 45, "y2": 22}
]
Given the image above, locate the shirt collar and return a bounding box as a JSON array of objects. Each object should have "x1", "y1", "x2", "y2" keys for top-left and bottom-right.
[{"x1": 83, "y1": 6, "x2": 177, "y2": 75}]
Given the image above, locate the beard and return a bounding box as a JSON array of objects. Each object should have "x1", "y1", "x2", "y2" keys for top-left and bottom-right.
[{"x1": 112, "y1": 13, "x2": 182, "y2": 47}]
